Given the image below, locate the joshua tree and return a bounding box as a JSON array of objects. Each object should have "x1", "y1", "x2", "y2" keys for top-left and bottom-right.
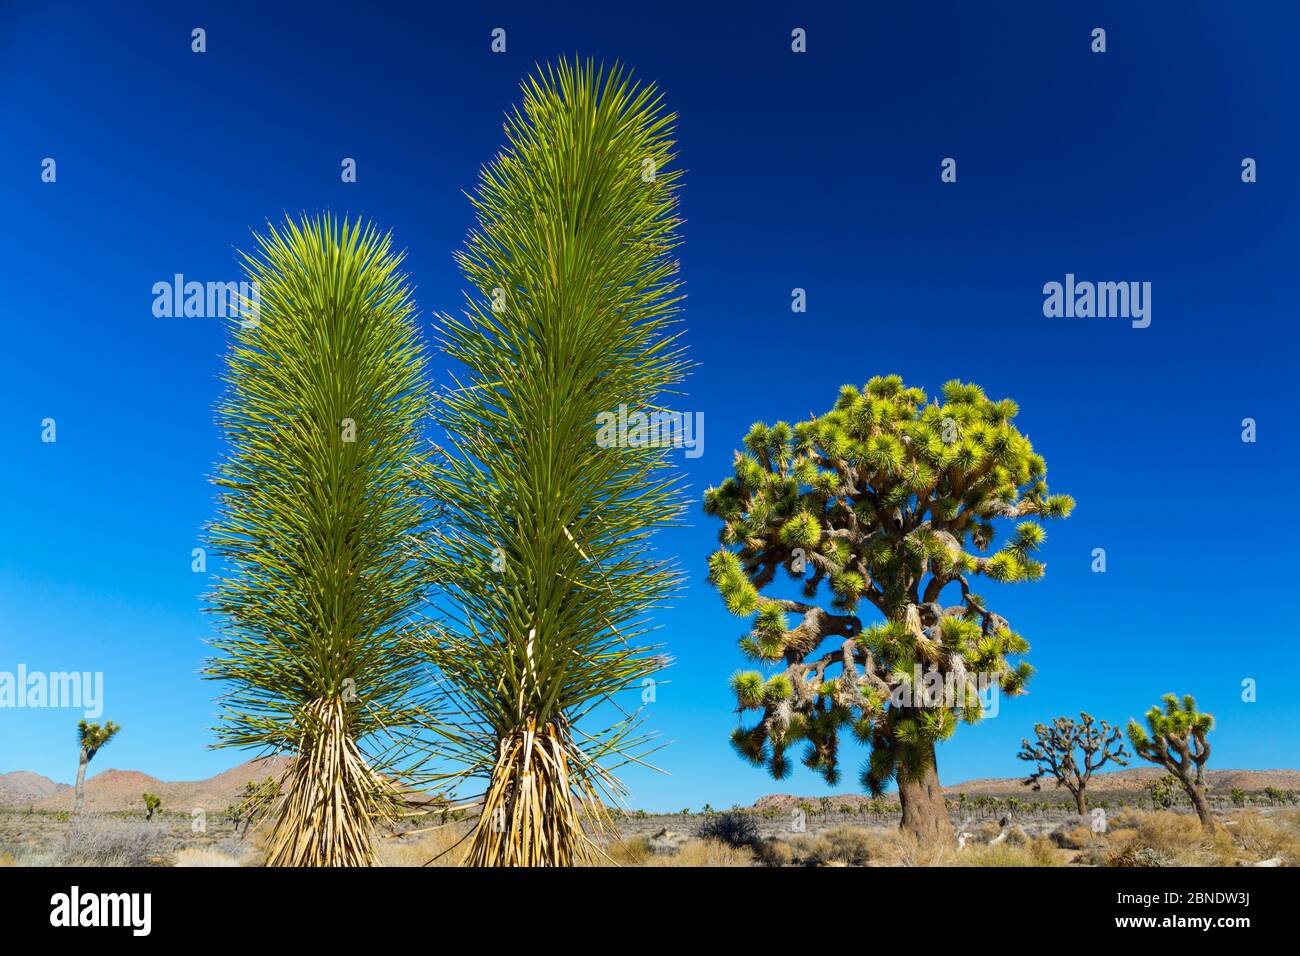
[
  {"x1": 205, "y1": 214, "x2": 437, "y2": 866},
  {"x1": 420, "y1": 60, "x2": 688, "y2": 867},
  {"x1": 224, "y1": 777, "x2": 281, "y2": 836},
  {"x1": 1147, "y1": 774, "x2": 1178, "y2": 810},
  {"x1": 1018, "y1": 711, "x2": 1129, "y2": 815},
  {"x1": 1128, "y1": 694, "x2": 1215, "y2": 832},
  {"x1": 704, "y1": 377, "x2": 1073, "y2": 842},
  {"x1": 1230, "y1": 787, "x2": 1246, "y2": 807},
  {"x1": 142, "y1": 793, "x2": 161, "y2": 822},
  {"x1": 74, "y1": 719, "x2": 120, "y2": 813}
]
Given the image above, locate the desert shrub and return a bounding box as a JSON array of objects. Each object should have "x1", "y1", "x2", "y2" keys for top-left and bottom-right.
[
  {"x1": 1107, "y1": 809, "x2": 1143, "y2": 831},
  {"x1": 1108, "y1": 845, "x2": 1178, "y2": 867},
  {"x1": 875, "y1": 832, "x2": 958, "y2": 868},
  {"x1": 1223, "y1": 811, "x2": 1300, "y2": 865},
  {"x1": 605, "y1": 836, "x2": 652, "y2": 866},
  {"x1": 970, "y1": 820, "x2": 1003, "y2": 842},
  {"x1": 376, "y1": 826, "x2": 469, "y2": 867},
  {"x1": 696, "y1": 811, "x2": 760, "y2": 849},
  {"x1": 755, "y1": 838, "x2": 795, "y2": 867},
  {"x1": 964, "y1": 836, "x2": 1061, "y2": 867},
  {"x1": 173, "y1": 847, "x2": 242, "y2": 867},
  {"x1": 822, "y1": 826, "x2": 875, "y2": 865},
  {"x1": 1003, "y1": 825, "x2": 1032, "y2": 846},
  {"x1": 643, "y1": 838, "x2": 753, "y2": 867},
  {"x1": 1048, "y1": 823, "x2": 1093, "y2": 849},
  {"x1": 1104, "y1": 810, "x2": 1234, "y2": 866},
  {"x1": 59, "y1": 817, "x2": 169, "y2": 867},
  {"x1": 787, "y1": 834, "x2": 834, "y2": 865}
]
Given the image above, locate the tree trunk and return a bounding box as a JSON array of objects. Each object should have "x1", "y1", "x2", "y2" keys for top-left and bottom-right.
[
  {"x1": 897, "y1": 740, "x2": 954, "y2": 844},
  {"x1": 1189, "y1": 784, "x2": 1215, "y2": 835},
  {"x1": 1073, "y1": 786, "x2": 1087, "y2": 816},
  {"x1": 73, "y1": 750, "x2": 88, "y2": 814}
]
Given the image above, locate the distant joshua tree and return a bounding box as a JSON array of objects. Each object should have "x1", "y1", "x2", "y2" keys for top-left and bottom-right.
[
  {"x1": 142, "y1": 793, "x2": 162, "y2": 822},
  {"x1": 1018, "y1": 712, "x2": 1129, "y2": 815},
  {"x1": 1147, "y1": 774, "x2": 1178, "y2": 811},
  {"x1": 1128, "y1": 694, "x2": 1215, "y2": 832},
  {"x1": 74, "y1": 720, "x2": 120, "y2": 814},
  {"x1": 1230, "y1": 787, "x2": 1247, "y2": 807}
]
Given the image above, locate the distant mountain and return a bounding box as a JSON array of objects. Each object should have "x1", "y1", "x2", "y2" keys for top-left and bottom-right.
[
  {"x1": 0, "y1": 771, "x2": 71, "y2": 807},
  {"x1": 751, "y1": 768, "x2": 1300, "y2": 812},
  {"x1": 0, "y1": 757, "x2": 291, "y2": 813}
]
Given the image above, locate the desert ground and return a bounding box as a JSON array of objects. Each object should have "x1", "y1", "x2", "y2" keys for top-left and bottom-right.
[{"x1": 2, "y1": 760, "x2": 1297, "y2": 867}]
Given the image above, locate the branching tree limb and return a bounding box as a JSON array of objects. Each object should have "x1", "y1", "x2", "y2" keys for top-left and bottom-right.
[{"x1": 1018, "y1": 711, "x2": 1129, "y2": 815}]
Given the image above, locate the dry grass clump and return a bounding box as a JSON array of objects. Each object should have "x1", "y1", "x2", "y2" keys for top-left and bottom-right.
[
  {"x1": 173, "y1": 847, "x2": 244, "y2": 867},
  {"x1": 962, "y1": 836, "x2": 1062, "y2": 867},
  {"x1": 377, "y1": 826, "x2": 469, "y2": 867},
  {"x1": 639, "y1": 838, "x2": 754, "y2": 867},
  {"x1": 1107, "y1": 808, "x2": 1143, "y2": 831},
  {"x1": 1222, "y1": 811, "x2": 1300, "y2": 865},
  {"x1": 755, "y1": 837, "x2": 795, "y2": 867},
  {"x1": 873, "y1": 832, "x2": 959, "y2": 868},
  {"x1": 1102, "y1": 811, "x2": 1228, "y2": 866},
  {"x1": 758, "y1": 828, "x2": 881, "y2": 866},
  {"x1": 821, "y1": 826, "x2": 876, "y2": 865},
  {"x1": 787, "y1": 834, "x2": 833, "y2": 864},
  {"x1": 1048, "y1": 822, "x2": 1094, "y2": 850},
  {"x1": 605, "y1": 835, "x2": 653, "y2": 866}
]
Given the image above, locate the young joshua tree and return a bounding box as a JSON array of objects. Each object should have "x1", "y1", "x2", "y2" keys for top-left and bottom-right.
[
  {"x1": 704, "y1": 377, "x2": 1073, "y2": 843},
  {"x1": 74, "y1": 719, "x2": 120, "y2": 813},
  {"x1": 206, "y1": 214, "x2": 436, "y2": 866},
  {"x1": 1128, "y1": 694, "x2": 1215, "y2": 832},
  {"x1": 425, "y1": 60, "x2": 688, "y2": 866},
  {"x1": 1018, "y1": 711, "x2": 1129, "y2": 815},
  {"x1": 142, "y1": 792, "x2": 162, "y2": 822}
]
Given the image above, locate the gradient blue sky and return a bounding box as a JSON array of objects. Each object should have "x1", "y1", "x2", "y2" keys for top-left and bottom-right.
[{"x1": 2, "y1": 1, "x2": 1297, "y2": 811}]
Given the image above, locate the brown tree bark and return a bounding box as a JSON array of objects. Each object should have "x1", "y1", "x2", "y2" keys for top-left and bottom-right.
[
  {"x1": 1188, "y1": 784, "x2": 1215, "y2": 835},
  {"x1": 897, "y1": 739, "x2": 954, "y2": 843},
  {"x1": 1073, "y1": 787, "x2": 1087, "y2": 816}
]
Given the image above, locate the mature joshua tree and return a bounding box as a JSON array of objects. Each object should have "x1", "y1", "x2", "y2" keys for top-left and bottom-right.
[
  {"x1": 1128, "y1": 694, "x2": 1215, "y2": 832},
  {"x1": 1018, "y1": 711, "x2": 1129, "y2": 815},
  {"x1": 205, "y1": 214, "x2": 436, "y2": 866},
  {"x1": 74, "y1": 719, "x2": 120, "y2": 813},
  {"x1": 704, "y1": 377, "x2": 1073, "y2": 843},
  {"x1": 425, "y1": 60, "x2": 688, "y2": 866}
]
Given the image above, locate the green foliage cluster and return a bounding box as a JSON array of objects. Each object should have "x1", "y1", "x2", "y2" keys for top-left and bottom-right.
[{"x1": 703, "y1": 376, "x2": 1073, "y2": 794}]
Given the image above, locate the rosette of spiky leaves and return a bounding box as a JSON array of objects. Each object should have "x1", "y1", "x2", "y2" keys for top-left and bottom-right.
[
  {"x1": 1128, "y1": 694, "x2": 1212, "y2": 783},
  {"x1": 204, "y1": 214, "x2": 437, "y2": 867},
  {"x1": 422, "y1": 60, "x2": 689, "y2": 867},
  {"x1": 1127, "y1": 694, "x2": 1216, "y2": 831},
  {"x1": 704, "y1": 376, "x2": 1073, "y2": 794}
]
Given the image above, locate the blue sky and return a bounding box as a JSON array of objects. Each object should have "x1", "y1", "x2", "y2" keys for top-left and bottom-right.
[{"x1": 1, "y1": 1, "x2": 1297, "y2": 811}]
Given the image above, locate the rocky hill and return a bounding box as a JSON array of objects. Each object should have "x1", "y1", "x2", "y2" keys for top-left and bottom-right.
[
  {"x1": 0, "y1": 757, "x2": 290, "y2": 813},
  {"x1": 0, "y1": 771, "x2": 71, "y2": 807}
]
